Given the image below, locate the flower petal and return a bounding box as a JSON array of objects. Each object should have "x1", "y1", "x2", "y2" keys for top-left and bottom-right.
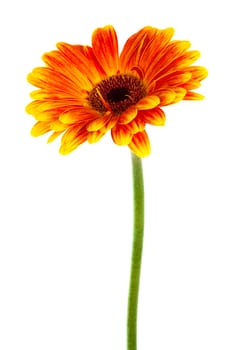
[
  {"x1": 157, "y1": 87, "x2": 187, "y2": 105},
  {"x1": 86, "y1": 113, "x2": 112, "y2": 132},
  {"x1": 137, "y1": 28, "x2": 175, "y2": 72},
  {"x1": 59, "y1": 108, "x2": 98, "y2": 125},
  {"x1": 50, "y1": 120, "x2": 67, "y2": 132},
  {"x1": 102, "y1": 115, "x2": 119, "y2": 132},
  {"x1": 139, "y1": 108, "x2": 166, "y2": 126},
  {"x1": 87, "y1": 130, "x2": 105, "y2": 144},
  {"x1": 29, "y1": 89, "x2": 78, "y2": 101},
  {"x1": 26, "y1": 100, "x2": 58, "y2": 119},
  {"x1": 155, "y1": 50, "x2": 201, "y2": 81},
  {"x1": 60, "y1": 126, "x2": 88, "y2": 154},
  {"x1": 184, "y1": 91, "x2": 205, "y2": 100},
  {"x1": 125, "y1": 118, "x2": 145, "y2": 134},
  {"x1": 156, "y1": 89, "x2": 176, "y2": 105},
  {"x1": 183, "y1": 66, "x2": 208, "y2": 81},
  {"x1": 155, "y1": 72, "x2": 192, "y2": 89},
  {"x1": 31, "y1": 121, "x2": 51, "y2": 136},
  {"x1": 118, "y1": 106, "x2": 138, "y2": 124},
  {"x1": 128, "y1": 131, "x2": 151, "y2": 158},
  {"x1": 120, "y1": 27, "x2": 174, "y2": 72},
  {"x1": 136, "y1": 96, "x2": 160, "y2": 110},
  {"x1": 27, "y1": 67, "x2": 83, "y2": 92},
  {"x1": 145, "y1": 40, "x2": 191, "y2": 83},
  {"x1": 92, "y1": 26, "x2": 119, "y2": 75},
  {"x1": 182, "y1": 81, "x2": 201, "y2": 90},
  {"x1": 120, "y1": 26, "x2": 157, "y2": 71},
  {"x1": 173, "y1": 87, "x2": 187, "y2": 103},
  {"x1": 111, "y1": 125, "x2": 132, "y2": 145},
  {"x1": 47, "y1": 131, "x2": 63, "y2": 143},
  {"x1": 54, "y1": 43, "x2": 103, "y2": 85}
]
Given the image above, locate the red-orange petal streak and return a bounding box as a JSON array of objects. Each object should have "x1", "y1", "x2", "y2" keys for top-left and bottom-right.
[
  {"x1": 92, "y1": 26, "x2": 119, "y2": 76},
  {"x1": 59, "y1": 108, "x2": 98, "y2": 125},
  {"x1": 183, "y1": 66, "x2": 208, "y2": 81},
  {"x1": 87, "y1": 130, "x2": 106, "y2": 144},
  {"x1": 118, "y1": 106, "x2": 138, "y2": 124},
  {"x1": 145, "y1": 40, "x2": 191, "y2": 83},
  {"x1": 120, "y1": 27, "x2": 158, "y2": 71},
  {"x1": 125, "y1": 117, "x2": 145, "y2": 134},
  {"x1": 120, "y1": 27, "x2": 174, "y2": 73},
  {"x1": 184, "y1": 91, "x2": 205, "y2": 100},
  {"x1": 136, "y1": 28, "x2": 175, "y2": 72},
  {"x1": 86, "y1": 113, "x2": 112, "y2": 132},
  {"x1": 139, "y1": 108, "x2": 166, "y2": 126},
  {"x1": 60, "y1": 126, "x2": 88, "y2": 154},
  {"x1": 27, "y1": 67, "x2": 83, "y2": 93},
  {"x1": 136, "y1": 96, "x2": 160, "y2": 110},
  {"x1": 154, "y1": 71, "x2": 192, "y2": 89},
  {"x1": 156, "y1": 89, "x2": 176, "y2": 105},
  {"x1": 55, "y1": 43, "x2": 103, "y2": 85},
  {"x1": 111, "y1": 125, "x2": 132, "y2": 145},
  {"x1": 128, "y1": 131, "x2": 151, "y2": 157}
]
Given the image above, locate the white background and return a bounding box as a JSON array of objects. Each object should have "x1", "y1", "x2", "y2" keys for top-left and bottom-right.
[{"x1": 0, "y1": 0, "x2": 232, "y2": 349}]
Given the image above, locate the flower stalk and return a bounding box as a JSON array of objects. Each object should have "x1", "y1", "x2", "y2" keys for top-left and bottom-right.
[{"x1": 127, "y1": 152, "x2": 145, "y2": 350}]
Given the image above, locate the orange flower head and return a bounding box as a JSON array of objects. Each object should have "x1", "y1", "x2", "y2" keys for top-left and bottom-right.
[{"x1": 26, "y1": 25, "x2": 208, "y2": 157}]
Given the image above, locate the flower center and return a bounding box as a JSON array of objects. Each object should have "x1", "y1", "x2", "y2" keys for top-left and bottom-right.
[{"x1": 88, "y1": 74, "x2": 147, "y2": 115}]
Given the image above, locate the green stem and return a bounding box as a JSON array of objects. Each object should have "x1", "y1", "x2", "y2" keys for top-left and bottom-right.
[{"x1": 127, "y1": 152, "x2": 145, "y2": 350}]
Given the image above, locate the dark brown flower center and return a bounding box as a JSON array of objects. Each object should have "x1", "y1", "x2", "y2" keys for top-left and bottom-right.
[{"x1": 88, "y1": 74, "x2": 147, "y2": 115}]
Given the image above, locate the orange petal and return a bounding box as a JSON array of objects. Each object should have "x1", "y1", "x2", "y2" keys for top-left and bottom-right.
[
  {"x1": 156, "y1": 87, "x2": 186, "y2": 105},
  {"x1": 60, "y1": 126, "x2": 88, "y2": 154},
  {"x1": 86, "y1": 113, "x2": 112, "y2": 132},
  {"x1": 26, "y1": 100, "x2": 84, "y2": 122},
  {"x1": 59, "y1": 108, "x2": 99, "y2": 125},
  {"x1": 184, "y1": 91, "x2": 205, "y2": 100},
  {"x1": 92, "y1": 26, "x2": 119, "y2": 75},
  {"x1": 136, "y1": 96, "x2": 160, "y2": 110},
  {"x1": 139, "y1": 108, "x2": 166, "y2": 126},
  {"x1": 42, "y1": 50, "x2": 93, "y2": 90},
  {"x1": 111, "y1": 125, "x2": 132, "y2": 145},
  {"x1": 26, "y1": 100, "x2": 55, "y2": 118},
  {"x1": 183, "y1": 66, "x2": 208, "y2": 81},
  {"x1": 118, "y1": 106, "x2": 138, "y2": 124},
  {"x1": 120, "y1": 26, "x2": 157, "y2": 71},
  {"x1": 145, "y1": 40, "x2": 191, "y2": 83},
  {"x1": 128, "y1": 131, "x2": 151, "y2": 158},
  {"x1": 50, "y1": 120, "x2": 68, "y2": 132},
  {"x1": 29, "y1": 88, "x2": 86, "y2": 101},
  {"x1": 137, "y1": 28, "x2": 175, "y2": 71},
  {"x1": 102, "y1": 115, "x2": 119, "y2": 132},
  {"x1": 87, "y1": 130, "x2": 106, "y2": 144},
  {"x1": 156, "y1": 89, "x2": 176, "y2": 105},
  {"x1": 47, "y1": 131, "x2": 63, "y2": 143},
  {"x1": 173, "y1": 87, "x2": 187, "y2": 103},
  {"x1": 125, "y1": 118, "x2": 145, "y2": 134},
  {"x1": 120, "y1": 27, "x2": 174, "y2": 72},
  {"x1": 156, "y1": 50, "x2": 201, "y2": 81},
  {"x1": 54, "y1": 43, "x2": 103, "y2": 85},
  {"x1": 175, "y1": 50, "x2": 201, "y2": 67},
  {"x1": 31, "y1": 121, "x2": 51, "y2": 136},
  {"x1": 182, "y1": 81, "x2": 201, "y2": 90},
  {"x1": 27, "y1": 67, "x2": 82, "y2": 92},
  {"x1": 155, "y1": 72, "x2": 192, "y2": 89}
]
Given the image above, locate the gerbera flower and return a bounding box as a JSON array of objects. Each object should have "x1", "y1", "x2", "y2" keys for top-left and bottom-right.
[{"x1": 26, "y1": 25, "x2": 207, "y2": 157}]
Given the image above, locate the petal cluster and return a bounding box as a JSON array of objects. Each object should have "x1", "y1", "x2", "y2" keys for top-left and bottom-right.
[{"x1": 26, "y1": 25, "x2": 207, "y2": 157}]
